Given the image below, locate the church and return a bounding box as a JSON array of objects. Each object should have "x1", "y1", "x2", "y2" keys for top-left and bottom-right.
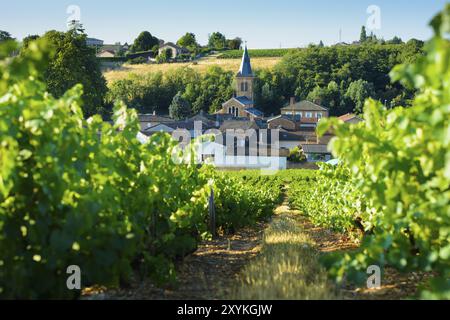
[{"x1": 216, "y1": 46, "x2": 264, "y2": 121}]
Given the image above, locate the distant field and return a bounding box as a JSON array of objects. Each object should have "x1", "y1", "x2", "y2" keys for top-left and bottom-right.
[
  {"x1": 218, "y1": 48, "x2": 299, "y2": 59},
  {"x1": 104, "y1": 55, "x2": 282, "y2": 84}
]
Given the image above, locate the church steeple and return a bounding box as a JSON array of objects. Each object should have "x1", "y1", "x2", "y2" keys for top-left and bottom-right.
[
  {"x1": 237, "y1": 44, "x2": 253, "y2": 77},
  {"x1": 235, "y1": 44, "x2": 255, "y2": 100}
]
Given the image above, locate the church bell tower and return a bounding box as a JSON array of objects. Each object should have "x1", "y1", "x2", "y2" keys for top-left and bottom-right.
[{"x1": 235, "y1": 45, "x2": 255, "y2": 101}]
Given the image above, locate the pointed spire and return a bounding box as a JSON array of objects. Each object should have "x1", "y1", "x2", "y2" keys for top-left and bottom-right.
[{"x1": 237, "y1": 44, "x2": 253, "y2": 77}]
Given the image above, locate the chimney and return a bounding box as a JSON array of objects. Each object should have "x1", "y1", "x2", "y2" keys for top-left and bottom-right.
[
  {"x1": 314, "y1": 98, "x2": 322, "y2": 106},
  {"x1": 290, "y1": 97, "x2": 296, "y2": 106}
]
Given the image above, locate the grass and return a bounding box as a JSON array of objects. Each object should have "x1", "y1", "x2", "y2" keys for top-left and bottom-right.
[
  {"x1": 230, "y1": 203, "x2": 338, "y2": 300},
  {"x1": 103, "y1": 55, "x2": 282, "y2": 84}
]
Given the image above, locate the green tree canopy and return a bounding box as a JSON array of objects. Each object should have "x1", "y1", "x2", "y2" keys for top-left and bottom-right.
[
  {"x1": 177, "y1": 32, "x2": 198, "y2": 50},
  {"x1": 345, "y1": 79, "x2": 376, "y2": 113},
  {"x1": 131, "y1": 31, "x2": 159, "y2": 52},
  {"x1": 0, "y1": 30, "x2": 14, "y2": 42},
  {"x1": 22, "y1": 35, "x2": 40, "y2": 49},
  {"x1": 169, "y1": 92, "x2": 192, "y2": 120},
  {"x1": 208, "y1": 32, "x2": 227, "y2": 49},
  {"x1": 227, "y1": 37, "x2": 243, "y2": 50},
  {"x1": 22, "y1": 29, "x2": 108, "y2": 117}
]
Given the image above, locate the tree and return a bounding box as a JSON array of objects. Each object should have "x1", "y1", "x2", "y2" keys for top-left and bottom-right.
[
  {"x1": 156, "y1": 48, "x2": 172, "y2": 63},
  {"x1": 345, "y1": 79, "x2": 376, "y2": 113},
  {"x1": 208, "y1": 32, "x2": 227, "y2": 49},
  {"x1": 360, "y1": 26, "x2": 367, "y2": 43},
  {"x1": 318, "y1": 40, "x2": 325, "y2": 48},
  {"x1": 288, "y1": 146, "x2": 306, "y2": 163},
  {"x1": 0, "y1": 30, "x2": 14, "y2": 42},
  {"x1": 227, "y1": 37, "x2": 243, "y2": 50},
  {"x1": 387, "y1": 36, "x2": 403, "y2": 44},
  {"x1": 25, "y1": 29, "x2": 108, "y2": 117},
  {"x1": 169, "y1": 92, "x2": 192, "y2": 120},
  {"x1": 131, "y1": 31, "x2": 159, "y2": 52},
  {"x1": 177, "y1": 32, "x2": 198, "y2": 50},
  {"x1": 22, "y1": 35, "x2": 40, "y2": 49}
]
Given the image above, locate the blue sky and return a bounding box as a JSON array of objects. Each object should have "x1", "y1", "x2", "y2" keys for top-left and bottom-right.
[{"x1": 1, "y1": 0, "x2": 447, "y2": 48}]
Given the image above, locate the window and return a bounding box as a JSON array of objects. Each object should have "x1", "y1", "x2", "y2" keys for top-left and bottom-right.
[
  {"x1": 295, "y1": 112, "x2": 302, "y2": 117},
  {"x1": 305, "y1": 112, "x2": 313, "y2": 118},
  {"x1": 285, "y1": 112, "x2": 293, "y2": 115},
  {"x1": 317, "y1": 113, "x2": 323, "y2": 119},
  {"x1": 241, "y1": 82, "x2": 248, "y2": 92}
]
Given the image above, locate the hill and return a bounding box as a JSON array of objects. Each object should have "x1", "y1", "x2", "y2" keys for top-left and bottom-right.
[{"x1": 104, "y1": 55, "x2": 281, "y2": 84}]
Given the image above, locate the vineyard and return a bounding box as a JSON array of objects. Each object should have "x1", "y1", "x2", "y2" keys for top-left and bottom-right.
[
  {"x1": 289, "y1": 6, "x2": 450, "y2": 299},
  {"x1": 0, "y1": 41, "x2": 284, "y2": 299},
  {"x1": 217, "y1": 48, "x2": 298, "y2": 59},
  {"x1": 0, "y1": 5, "x2": 449, "y2": 300}
]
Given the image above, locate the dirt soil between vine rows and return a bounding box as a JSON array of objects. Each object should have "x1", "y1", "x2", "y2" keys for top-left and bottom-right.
[{"x1": 83, "y1": 202, "x2": 431, "y2": 300}]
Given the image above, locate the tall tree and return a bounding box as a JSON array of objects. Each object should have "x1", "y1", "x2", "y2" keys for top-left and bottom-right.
[
  {"x1": 24, "y1": 29, "x2": 108, "y2": 117},
  {"x1": 169, "y1": 92, "x2": 192, "y2": 120},
  {"x1": 131, "y1": 31, "x2": 159, "y2": 52},
  {"x1": 360, "y1": 26, "x2": 367, "y2": 43}
]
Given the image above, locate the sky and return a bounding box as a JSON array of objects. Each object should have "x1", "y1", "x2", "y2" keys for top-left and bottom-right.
[{"x1": 1, "y1": 0, "x2": 448, "y2": 48}]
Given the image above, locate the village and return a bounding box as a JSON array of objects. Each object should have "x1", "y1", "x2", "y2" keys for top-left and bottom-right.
[{"x1": 126, "y1": 45, "x2": 363, "y2": 169}]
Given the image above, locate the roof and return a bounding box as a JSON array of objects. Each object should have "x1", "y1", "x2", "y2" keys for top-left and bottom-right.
[
  {"x1": 281, "y1": 100, "x2": 328, "y2": 112},
  {"x1": 244, "y1": 108, "x2": 264, "y2": 117},
  {"x1": 237, "y1": 46, "x2": 254, "y2": 77},
  {"x1": 235, "y1": 96, "x2": 254, "y2": 105},
  {"x1": 219, "y1": 120, "x2": 260, "y2": 131},
  {"x1": 98, "y1": 49, "x2": 115, "y2": 55},
  {"x1": 267, "y1": 115, "x2": 297, "y2": 123},
  {"x1": 279, "y1": 131, "x2": 305, "y2": 142},
  {"x1": 160, "y1": 42, "x2": 190, "y2": 52},
  {"x1": 301, "y1": 144, "x2": 331, "y2": 154},
  {"x1": 338, "y1": 113, "x2": 363, "y2": 123},
  {"x1": 138, "y1": 114, "x2": 173, "y2": 123},
  {"x1": 142, "y1": 123, "x2": 175, "y2": 135}
]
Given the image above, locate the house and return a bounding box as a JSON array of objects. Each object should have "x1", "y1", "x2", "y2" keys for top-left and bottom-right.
[
  {"x1": 216, "y1": 46, "x2": 264, "y2": 121},
  {"x1": 96, "y1": 50, "x2": 115, "y2": 58},
  {"x1": 199, "y1": 132, "x2": 288, "y2": 170},
  {"x1": 158, "y1": 42, "x2": 190, "y2": 59},
  {"x1": 280, "y1": 98, "x2": 329, "y2": 128},
  {"x1": 301, "y1": 144, "x2": 332, "y2": 162},
  {"x1": 267, "y1": 115, "x2": 297, "y2": 131},
  {"x1": 138, "y1": 114, "x2": 174, "y2": 131},
  {"x1": 278, "y1": 131, "x2": 307, "y2": 150}
]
